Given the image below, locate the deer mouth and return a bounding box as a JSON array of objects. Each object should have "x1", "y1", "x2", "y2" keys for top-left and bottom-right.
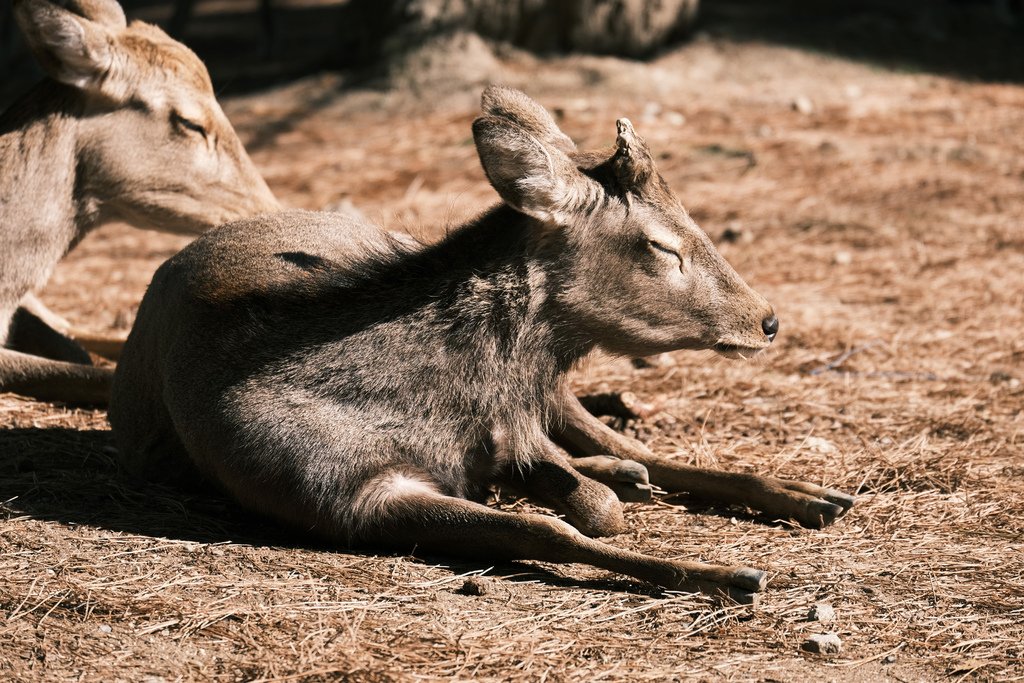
[{"x1": 712, "y1": 343, "x2": 766, "y2": 359}]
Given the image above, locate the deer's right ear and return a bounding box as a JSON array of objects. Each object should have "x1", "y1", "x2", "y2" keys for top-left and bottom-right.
[
  {"x1": 473, "y1": 116, "x2": 598, "y2": 225},
  {"x1": 14, "y1": 0, "x2": 117, "y2": 93}
]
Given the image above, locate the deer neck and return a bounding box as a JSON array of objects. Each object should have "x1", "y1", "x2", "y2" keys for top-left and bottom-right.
[
  {"x1": 0, "y1": 82, "x2": 99, "y2": 257},
  {"x1": 429, "y1": 205, "x2": 596, "y2": 378}
]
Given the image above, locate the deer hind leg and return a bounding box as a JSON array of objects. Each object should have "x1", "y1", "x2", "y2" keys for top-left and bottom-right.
[
  {"x1": 19, "y1": 294, "x2": 127, "y2": 361},
  {"x1": 352, "y1": 474, "x2": 767, "y2": 604},
  {"x1": 551, "y1": 386, "x2": 855, "y2": 529}
]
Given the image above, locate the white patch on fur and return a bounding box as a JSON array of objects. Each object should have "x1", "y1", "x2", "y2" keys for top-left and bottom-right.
[{"x1": 350, "y1": 471, "x2": 439, "y2": 535}]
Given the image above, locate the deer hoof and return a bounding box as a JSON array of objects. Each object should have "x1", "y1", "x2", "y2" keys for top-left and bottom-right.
[
  {"x1": 608, "y1": 481, "x2": 654, "y2": 503},
  {"x1": 732, "y1": 567, "x2": 768, "y2": 592},
  {"x1": 721, "y1": 568, "x2": 768, "y2": 605},
  {"x1": 608, "y1": 458, "x2": 649, "y2": 485},
  {"x1": 801, "y1": 499, "x2": 852, "y2": 528},
  {"x1": 604, "y1": 457, "x2": 653, "y2": 503},
  {"x1": 684, "y1": 567, "x2": 767, "y2": 605}
]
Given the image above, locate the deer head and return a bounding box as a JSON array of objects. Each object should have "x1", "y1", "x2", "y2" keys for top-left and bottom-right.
[
  {"x1": 14, "y1": 0, "x2": 279, "y2": 233},
  {"x1": 473, "y1": 86, "x2": 777, "y2": 358}
]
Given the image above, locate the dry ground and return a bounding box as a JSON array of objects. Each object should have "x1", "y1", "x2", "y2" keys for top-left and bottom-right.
[{"x1": 2, "y1": 17, "x2": 1024, "y2": 683}]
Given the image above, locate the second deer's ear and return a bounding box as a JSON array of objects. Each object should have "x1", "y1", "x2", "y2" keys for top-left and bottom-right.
[
  {"x1": 473, "y1": 115, "x2": 599, "y2": 225},
  {"x1": 64, "y1": 0, "x2": 126, "y2": 29},
  {"x1": 15, "y1": 0, "x2": 117, "y2": 93}
]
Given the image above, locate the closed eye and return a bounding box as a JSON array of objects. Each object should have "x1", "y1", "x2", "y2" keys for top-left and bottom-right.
[
  {"x1": 648, "y1": 240, "x2": 681, "y2": 261},
  {"x1": 171, "y1": 111, "x2": 208, "y2": 138}
]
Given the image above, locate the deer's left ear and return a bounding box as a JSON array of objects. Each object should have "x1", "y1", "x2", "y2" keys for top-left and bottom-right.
[
  {"x1": 15, "y1": 0, "x2": 117, "y2": 93},
  {"x1": 473, "y1": 115, "x2": 600, "y2": 225},
  {"x1": 480, "y1": 85, "x2": 577, "y2": 155}
]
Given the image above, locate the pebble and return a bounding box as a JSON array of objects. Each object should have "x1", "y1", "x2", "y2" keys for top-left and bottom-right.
[
  {"x1": 665, "y1": 111, "x2": 686, "y2": 126},
  {"x1": 807, "y1": 602, "x2": 836, "y2": 624},
  {"x1": 457, "y1": 577, "x2": 491, "y2": 596},
  {"x1": 802, "y1": 633, "x2": 842, "y2": 655},
  {"x1": 792, "y1": 96, "x2": 815, "y2": 115}
]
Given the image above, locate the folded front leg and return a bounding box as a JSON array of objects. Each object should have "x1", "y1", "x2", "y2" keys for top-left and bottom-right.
[
  {"x1": 502, "y1": 448, "x2": 627, "y2": 538},
  {"x1": 550, "y1": 385, "x2": 855, "y2": 529}
]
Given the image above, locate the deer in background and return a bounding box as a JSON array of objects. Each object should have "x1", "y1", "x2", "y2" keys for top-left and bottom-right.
[
  {"x1": 0, "y1": 0, "x2": 279, "y2": 405},
  {"x1": 110, "y1": 86, "x2": 855, "y2": 602}
]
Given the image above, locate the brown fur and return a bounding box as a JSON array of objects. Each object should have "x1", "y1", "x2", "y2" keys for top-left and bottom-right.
[{"x1": 111, "y1": 87, "x2": 855, "y2": 603}]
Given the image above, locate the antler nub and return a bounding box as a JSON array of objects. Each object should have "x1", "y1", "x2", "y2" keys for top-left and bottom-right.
[
  {"x1": 613, "y1": 117, "x2": 655, "y2": 190},
  {"x1": 615, "y1": 118, "x2": 638, "y2": 155}
]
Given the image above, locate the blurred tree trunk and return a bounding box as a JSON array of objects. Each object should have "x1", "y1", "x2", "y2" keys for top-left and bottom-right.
[{"x1": 348, "y1": 0, "x2": 700, "y2": 60}]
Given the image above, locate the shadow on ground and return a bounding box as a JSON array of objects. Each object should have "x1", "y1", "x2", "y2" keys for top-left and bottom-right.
[
  {"x1": 0, "y1": 426, "x2": 685, "y2": 597},
  {"x1": 702, "y1": 0, "x2": 1024, "y2": 84}
]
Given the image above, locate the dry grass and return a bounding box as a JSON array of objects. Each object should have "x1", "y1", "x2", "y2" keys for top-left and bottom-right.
[{"x1": 2, "y1": 31, "x2": 1024, "y2": 682}]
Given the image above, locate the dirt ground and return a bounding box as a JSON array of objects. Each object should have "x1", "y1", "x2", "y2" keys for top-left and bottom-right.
[{"x1": 2, "y1": 3, "x2": 1024, "y2": 681}]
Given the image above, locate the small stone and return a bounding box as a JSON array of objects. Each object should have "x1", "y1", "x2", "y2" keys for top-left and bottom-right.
[
  {"x1": 802, "y1": 633, "x2": 842, "y2": 655},
  {"x1": 98, "y1": 624, "x2": 112, "y2": 634},
  {"x1": 665, "y1": 110, "x2": 686, "y2": 127},
  {"x1": 792, "y1": 96, "x2": 815, "y2": 115},
  {"x1": 641, "y1": 101, "x2": 662, "y2": 123},
  {"x1": 804, "y1": 437, "x2": 838, "y2": 455},
  {"x1": 883, "y1": 654, "x2": 897, "y2": 664},
  {"x1": 720, "y1": 226, "x2": 744, "y2": 243},
  {"x1": 457, "y1": 577, "x2": 491, "y2": 596},
  {"x1": 833, "y1": 251, "x2": 853, "y2": 266},
  {"x1": 807, "y1": 602, "x2": 836, "y2": 624}
]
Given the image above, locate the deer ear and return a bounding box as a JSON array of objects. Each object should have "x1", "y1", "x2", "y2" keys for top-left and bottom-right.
[
  {"x1": 64, "y1": 0, "x2": 127, "y2": 29},
  {"x1": 612, "y1": 118, "x2": 657, "y2": 192},
  {"x1": 14, "y1": 0, "x2": 117, "y2": 92},
  {"x1": 473, "y1": 115, "x2": 598, "y2": 225},
  {"x1": 480, "y1": 85, "x2": 577, "y2": 155}
]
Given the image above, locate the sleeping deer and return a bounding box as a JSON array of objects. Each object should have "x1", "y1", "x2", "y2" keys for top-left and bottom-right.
[
  {"x1": 110, "y1": 87, "x2": 854, "y2": 602},
  {"x1": 0, "y1": 0, "x2": 278, "y2": 404}
]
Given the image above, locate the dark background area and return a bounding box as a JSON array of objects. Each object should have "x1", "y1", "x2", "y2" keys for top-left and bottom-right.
[{"x1": 2, "y1": 0, "x2": 1022, "y2": 110}]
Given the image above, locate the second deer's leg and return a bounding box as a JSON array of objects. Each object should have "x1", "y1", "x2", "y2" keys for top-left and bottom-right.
[
  {"x1": 64, "y1": 329, "x2": 128, "y2": 361},
  {"x1": 0, "y1": 347, "x2": 112, "y2": 404},
  {"x1": 7, "y1": 306, "x2": 92, "y2": 364},
  {"x1": 20, "y1": 294, "x2": 127, "y2": 361},
  {"x1": 551, "y1": 386, "x2": 855, "y2": 529},
  {"x1": 355, "y1": 481, "x2": 767, "y2": 604}
]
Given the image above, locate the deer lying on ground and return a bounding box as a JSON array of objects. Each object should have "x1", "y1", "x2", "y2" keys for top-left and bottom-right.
[
  {"x1": 0, "y1": 0, "x2": 278, "y2": 404},
  {"x1": 110, "y1": 87, "x2": 854, "y2": 602}
]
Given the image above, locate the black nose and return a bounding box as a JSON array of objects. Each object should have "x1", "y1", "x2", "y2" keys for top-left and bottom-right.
[{"x1": 762, "y1": 314, "x2": 779, "y2": 340}]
